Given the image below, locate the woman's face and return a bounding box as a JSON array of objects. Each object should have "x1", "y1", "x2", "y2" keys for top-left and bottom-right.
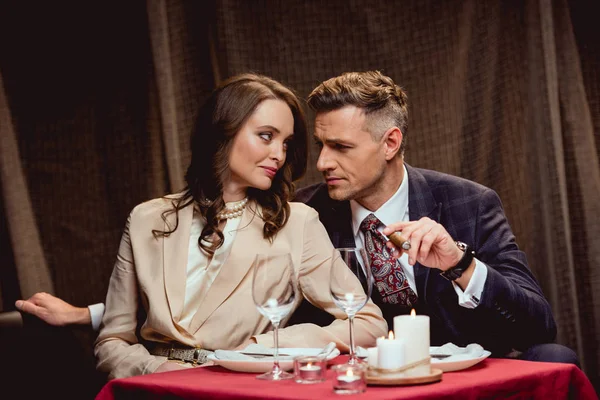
[{"x1": 224, "y1": 98, "x2": 295, "y2": 200}]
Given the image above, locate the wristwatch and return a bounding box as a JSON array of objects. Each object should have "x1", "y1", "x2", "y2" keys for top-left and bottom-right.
[{"x1": 440, "y1": 241, "x2": 475, "y2": 281}]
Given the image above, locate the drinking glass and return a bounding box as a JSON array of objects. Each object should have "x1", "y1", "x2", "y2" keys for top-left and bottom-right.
[
  {"x1": 329, "y1": 247, "x2": 372, "y2": 365},
  {"x1": 252, "y1": 252, "x2": 298, "y2": 380}
]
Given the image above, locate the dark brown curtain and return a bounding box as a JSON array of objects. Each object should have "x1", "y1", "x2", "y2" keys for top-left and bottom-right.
[{"x1": 1, "y1": 0, "x2": 598, "y2": 396}]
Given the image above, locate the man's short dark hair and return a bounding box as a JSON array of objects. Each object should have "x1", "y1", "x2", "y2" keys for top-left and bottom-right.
[{"x1": 307, "y1": 71, "x2": 408, "y2": 155}]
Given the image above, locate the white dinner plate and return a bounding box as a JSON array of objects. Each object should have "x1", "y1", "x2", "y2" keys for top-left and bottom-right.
[
  {"x1": 207, "y1": 348, "x2": 340, "y2": 373},
  {"x1": 430, "y1": 348, "x2": 491, "y2": 372}
]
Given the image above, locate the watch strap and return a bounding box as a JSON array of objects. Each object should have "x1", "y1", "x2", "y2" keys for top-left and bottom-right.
[{"x1": 440, "y1": 241, "x2": 474, "y2": 281}]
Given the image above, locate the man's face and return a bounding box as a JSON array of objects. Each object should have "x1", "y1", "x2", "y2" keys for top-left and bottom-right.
[{"x1": 314, "y1": 106, "x2": 388, "y2": 203}]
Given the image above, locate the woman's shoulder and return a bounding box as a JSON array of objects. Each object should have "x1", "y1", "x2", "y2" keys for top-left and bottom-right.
[
  {"x1": 288, "y1": 201, "x2": 319, "y2": 221},
  {"x1": 130, "y1": 191, "x2": 189, "y2": 220}
]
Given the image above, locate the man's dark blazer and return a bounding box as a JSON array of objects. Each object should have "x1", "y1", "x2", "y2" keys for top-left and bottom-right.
[{"x1": 290, "y1": 164, "x2": 557, "y2": 356}]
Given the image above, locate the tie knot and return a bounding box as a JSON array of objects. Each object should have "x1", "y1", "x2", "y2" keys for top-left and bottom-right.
[{"x1": 360, "y1": 213, "x2": 381, "y2": 233}]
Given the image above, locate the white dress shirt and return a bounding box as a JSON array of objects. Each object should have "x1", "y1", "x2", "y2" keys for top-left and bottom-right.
[
  {"x1": 350, "y1": 165, "x2": 487, "y2": 309},
  {"x1": 89, "y1": 303, "x2": 105, "y2": 331}
]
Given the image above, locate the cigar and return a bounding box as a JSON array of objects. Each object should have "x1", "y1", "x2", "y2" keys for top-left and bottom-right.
[{"x1": 384, "y1": 232, "x2": 411, "y2": 251}]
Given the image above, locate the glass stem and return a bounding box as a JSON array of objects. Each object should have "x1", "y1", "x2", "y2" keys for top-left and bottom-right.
[
  {"x1": 349, "y1": 315, "x2": 356, "y2": 360},
  {"x1": 272, "y1": 320, "x2": 281, "y2": 374}
]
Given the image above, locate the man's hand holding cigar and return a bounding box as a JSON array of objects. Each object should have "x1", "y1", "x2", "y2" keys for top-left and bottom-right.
[{"x1": 382, "y1": 217, "x2": 475, "y2": 285}]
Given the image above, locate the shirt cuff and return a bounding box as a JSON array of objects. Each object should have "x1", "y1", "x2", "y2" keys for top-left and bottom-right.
[
  {"x1": 451, "y1": 258, "x2": 487, "y2": 309},
  {"x1": 88, "y1": 303, "x2": 105, "y2": 331}
]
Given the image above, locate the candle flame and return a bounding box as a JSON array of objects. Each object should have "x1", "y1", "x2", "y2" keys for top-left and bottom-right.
[
  {"x1": 307, "y1": 362, "x2": 312, "y2": 368},
  {"x1": 347, "y1": 368, "x2": 354, "y2": 377},
  {"x1": 410, "y1": 308, "x2": 416, "y2": 317},
  {"x1": 388, "y1": 330, "x2": 394, "y2": 340}
]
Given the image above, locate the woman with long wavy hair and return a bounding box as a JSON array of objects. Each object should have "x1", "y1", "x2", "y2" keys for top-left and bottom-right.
[{"x1": 94, "y1": 73, "x2": 386, "y2": 379}]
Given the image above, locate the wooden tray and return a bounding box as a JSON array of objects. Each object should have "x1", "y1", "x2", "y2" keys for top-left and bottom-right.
[{"x1": 366, "y1": 367, "x2": 443, "y2": 386}]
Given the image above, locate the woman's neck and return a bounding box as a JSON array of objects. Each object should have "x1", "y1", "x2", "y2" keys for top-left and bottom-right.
[
  {"x1": 222, "y1": 188, "x2": 247, "y2": 203},
  {"x1": 221, "y1": 176, "x2": 249, "y2": 202}
]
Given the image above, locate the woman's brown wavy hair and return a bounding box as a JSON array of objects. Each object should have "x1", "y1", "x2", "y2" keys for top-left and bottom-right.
[{"x1": 153, "y1": 73, "x2": 308, "y2": 255}]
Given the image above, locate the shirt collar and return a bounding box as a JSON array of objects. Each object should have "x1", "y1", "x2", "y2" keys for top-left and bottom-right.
[{"x1": 351, "y1": 164, "x2": 409, "y2": 236}]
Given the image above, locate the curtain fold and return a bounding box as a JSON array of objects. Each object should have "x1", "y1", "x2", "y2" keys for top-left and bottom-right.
[
  {"x1": 551, "y1": 0, "x2": 600, "y2": 380},
  {"x1": 146, "y1": 0, "x2": 218, "y2": 193},
  {"x1": 0, "y1": 72, "x2": 54, "y2": 300},
  {"x1": 525, "y1": 0, "x2": 583, "y2": 362},
  {"x1": 146, "y1": 0, "x2": 186, "y2": 192}
]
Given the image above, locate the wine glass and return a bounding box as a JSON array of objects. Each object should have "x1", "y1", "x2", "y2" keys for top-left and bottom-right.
[
  {"x1": 252, "y1": 252, "x2": 299, "y2": 380},
  {"x1": 329, "y1": 247, "x2": 373, "y2": 365}
]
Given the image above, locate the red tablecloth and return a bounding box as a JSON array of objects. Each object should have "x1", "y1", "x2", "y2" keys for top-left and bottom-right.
[{"x1": 96, "y1": 358, "x2": 597, "y2": 400}]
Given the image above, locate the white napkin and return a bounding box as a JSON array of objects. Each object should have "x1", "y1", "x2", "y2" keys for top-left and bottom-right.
[
  {"x1": 316, "y1": 342, "x2": 338, "y2": 359},
  {"x1": 355, "y1": 346, "x2": 369, "y2": 359},
  {"x1": 214, "y1": 342, "x2": 338, "y2": 361},
  {"x1": 431, "y1": 343, "x2": 485, "y2": 361}
]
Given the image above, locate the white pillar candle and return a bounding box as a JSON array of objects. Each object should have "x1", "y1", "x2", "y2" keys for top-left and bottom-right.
[
  {"x1": 367, "y1": 336, "x2": 385, "y2": 368},
  {"x1": 393, "y1": 309, "x2": 430, "y2": 375},
  {"x1": 376, "y1": 331, "x2": 405, "y2": 370},
  {"x1": 367, "y1": 347, "x2": 378, "y2": 367}
]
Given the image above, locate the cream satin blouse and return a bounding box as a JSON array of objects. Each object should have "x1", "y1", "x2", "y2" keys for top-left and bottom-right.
[{"x1": 179, "y1": 206, "x2": 242, "y2": 328}]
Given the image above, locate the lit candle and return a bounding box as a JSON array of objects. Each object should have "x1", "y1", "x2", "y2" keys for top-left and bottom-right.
[
  {"x1": 298, "y1": 362, "x2": 321, "y2": 379},
  {"x1": 377, "y1": 330, "x2": 405, "y2": 370},
  {"x1": 332, "y1": 364, "x2": 366, "y2": 394},
  {"x1": 294, "y1": 356, "x2": 326, "y2": 384},
  {"x1": 338, "y1": 368, "x2": 361, "y2": 383},
  {"x1": 393, "y1": 309, "x2": 430, "y2": 375}
]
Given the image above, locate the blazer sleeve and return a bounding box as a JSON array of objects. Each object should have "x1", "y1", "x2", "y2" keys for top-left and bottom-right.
[
  {"x1": 94, "y1": 214, "x2": 165, "y2": 379},
  {"x1": 469, "y1": 188, "x2": 557, "y2": 351},
  {"x1": 254, "y1": 207, "x2": 387, "y2": 350}
]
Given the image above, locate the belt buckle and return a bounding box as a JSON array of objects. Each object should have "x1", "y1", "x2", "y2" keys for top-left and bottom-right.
[
  {"x1": 192, "y1": 348, "x2": 203, "y2": 365},
  {"x1": 167, "y1": 344, "x2": 179, "y2": 361}
]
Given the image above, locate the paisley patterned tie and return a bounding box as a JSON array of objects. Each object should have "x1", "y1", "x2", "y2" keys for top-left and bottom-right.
[{"x1": 360, "y1": 213, "x2": 418, "y2": 306}]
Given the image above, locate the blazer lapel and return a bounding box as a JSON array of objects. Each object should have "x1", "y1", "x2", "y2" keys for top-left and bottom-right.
[
  {"x1": 325, "y1": 200, "x2": 355, "y2": 248},
  {"x1": 163, "y1": 203, "x2": 193, "y2": 323},
  {"x1": 188, "y1": 201, "x2": 264, "y2": 333},
  {"x1": 406, "y1": 164, "x2": 441, "y2": 301}
]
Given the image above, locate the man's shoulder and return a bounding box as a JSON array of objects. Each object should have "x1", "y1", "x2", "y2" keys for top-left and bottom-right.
[{"x1": 410, "y1": 166, "x2": 491, "y2": 196}]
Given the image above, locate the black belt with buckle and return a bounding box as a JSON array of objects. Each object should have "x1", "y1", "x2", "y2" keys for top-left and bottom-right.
[{"x1": 149, "y1": 342, "x2": 213, "y2": 365}]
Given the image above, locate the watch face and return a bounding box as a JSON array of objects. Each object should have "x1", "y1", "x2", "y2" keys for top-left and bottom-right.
[{"x1": 456, "y1": 241, "x2": 468, "y2": 251}]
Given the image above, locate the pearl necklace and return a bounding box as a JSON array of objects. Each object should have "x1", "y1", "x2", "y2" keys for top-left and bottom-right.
[{"x1": 216, "y1": 198, "x2": 249, "y2": 220}]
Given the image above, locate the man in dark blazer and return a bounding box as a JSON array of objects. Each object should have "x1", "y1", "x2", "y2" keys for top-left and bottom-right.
[{"x1": 289, "y1": 70, "x2": 577, "y2": 364}]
